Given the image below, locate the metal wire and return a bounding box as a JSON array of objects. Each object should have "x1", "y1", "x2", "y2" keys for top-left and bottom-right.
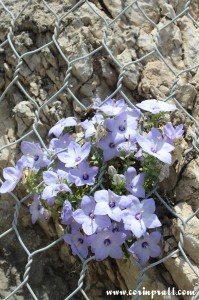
[{"x1": 0, "y1": 0, "x2": 199, "y2": 299}]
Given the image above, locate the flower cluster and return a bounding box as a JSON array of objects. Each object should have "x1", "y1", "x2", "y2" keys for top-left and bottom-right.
[{"x1": 0, "y1": 98, "x2": 184, "y2": 265}]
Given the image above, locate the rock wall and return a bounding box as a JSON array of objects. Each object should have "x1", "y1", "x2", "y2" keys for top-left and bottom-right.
[{"x1": 0, "y1": 1, "x2": 199, "y2": 299}]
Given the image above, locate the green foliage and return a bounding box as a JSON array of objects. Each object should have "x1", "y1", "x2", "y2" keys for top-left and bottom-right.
[
  {"x1": 22, "y1": 169, "x2": 44, "y2": 194},
  {"x1": 140, "y1": 154, "x2": 163, "y2": 192}
]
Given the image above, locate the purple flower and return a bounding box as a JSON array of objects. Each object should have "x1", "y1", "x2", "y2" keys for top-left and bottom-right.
[
  {"x1": 0, "y1": 163, "x2": 22, "y2": 193},
  {"x1": 124, "y1": 167, "x2": 146, "y2": 198},
  {"x1": 128, "y1": 232, "x2": 161, "y2": 265},
  {"x1": 94, "y1": 190, "x2": 131, "y2": 222},
  {"x1": 57, "y1": 141, "x2": 91, "y2": 168},
  {"x1": 136, "y1": 128, "x2": 175, "y2": 164},
  {"x1": 61, "y1": 200, "x2": 73, "y2": 225},
  {"x1": 21, "y1": 141, "x2": 50, "y2": 172},
  {"x1": 91, "y1": 97, "x2": 103, "y2": 109},
  {"x1": 97, "y1": 132, "x2": 120, "y2": 161},
  {"x1": 42, "y1": 169, "x2": 71, "y2": 205},
  {"x1": 122, "y1": 198, "x2": 161, "y2": 238},
  {"x1": 116, "y1": 137, "x2": 137, "y2": 157},
  {"x1": 49, "y1": 133, "x2": 71, "y2": 155},
  {"x1": 29, "y1": 194, "x2": 45, "y2": 224},
  {"x1": 105, "y1": 109, "x2": 140, "y2": 143},
  {"x1": 98, "y1": 99, "x2": 127, "y2": 116},
  {"x1": 81, "y1": 114, "x2": 104, "y2": 139},
  {"x1": 73, "y1": 196, "x2": 111, "y2": 235},
  {"x1": 110, "y1": 222, "x2": 132, "y2": 240},
  {"x1": 164, "y1": 122, "x2": 184, "y2": 142},
  {"x1": 48, "y1": 117, "x2": 77, "y2": 137},
  {"x1": 86, "y1": 229, "x2": 126, "y2": 260},
  {"x1": 64, "y1": 231, "x2": 88, "y2": 259},
  {"x1": 69, "y1": 161, "x2": 98, "y2": 186},
  {"x1": 136, "y1": 99, "x2": 177, "y2": 114}
]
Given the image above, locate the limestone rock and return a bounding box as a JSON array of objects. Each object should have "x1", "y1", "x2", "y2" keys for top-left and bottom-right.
[
  {"x1": 138, "y1": 60, "x2": 175, "y2": 98},
  {"x1": 164, "y1": 255, "x2": 199, "y2": 299},
  {"x1": 172, "y1": 202, "x2": 199, "y2": 265},
  {"x1": 13, "y1": 101, "x2": 35, "y2": 136},
  {"x1": 116, "y1": 257, "x2": 179, "y2": 300},
  {"x1": 175, "y1": 158, "x2": 199, "y2": 210},
  {"x1": 175, "y1": 79, "x2": 197, "y2": 111},
  {"x1": 178, "y1": 16, "x2": 199, "y2": 67}
]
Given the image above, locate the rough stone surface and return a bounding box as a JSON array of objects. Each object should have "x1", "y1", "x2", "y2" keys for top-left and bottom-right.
[
  {"x1": 0, "y1": 0, "x2": 199, "y2": 299},
  {"x1": 172, "y1": 202, "x2": 199, "y2": 265},
  {"x1": 164, "y1": 256, "x2": 199, "y2": 300},
  {"x1": 175, "y1": 157, "x2": 199, "y2": 211}
]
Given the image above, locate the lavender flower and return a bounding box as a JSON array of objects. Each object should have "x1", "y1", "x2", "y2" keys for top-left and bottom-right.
[
  {"x1": 164, "y1": 122, "x2": 184, "y2": 142},
  {"x1": 105, "y1": 109, "x2": 139, "y2": 143},
  {"x1": 94, "y1": 190, "x2": 131, "y2": 222},
  {"x1": 81, "y1": 114, "x2": 104, "y2": 139},
  {"x1": 122, "y1": 198, "x2": 161, "y2": 238},
  {"x1": 29, "y1": 194, "x2": 45, "y2": 224},
  {"x1": 124, "y1": 167, "x2": 146, "y2": 198},
  {"x1": 86, "y1": 229, "x2": 126, "y2": 260},
  {"x1": 0, "y1": 163, "x2": 22, "y2": 193},
  {"x1": 57, "y1": 141, "x2": 91, "y2": 168},
  {"x1": 97, "y1": 132, "x2": 120, "y2": 161},
  {"x1": 21, "y1": 141, "x2": 50, "y2": 172},
  {"x1": 42, "y1": 170, "x2": 71, "y2": 205},
  {"x1": 64, "y1": 231, "x2": 88, "y2": 259},
  {"x1": 128, "y1": 232, "x2": 161, "y2": 265},
  {"x1": 69, "y1": 160, "x2": 98, "y2": 186},
  {"x1": 61, "y1": 200, "x2": 73, "y2": 225},
  {"x1": 136, "y1": 99, "x2": 177, "y2": 114},
  {"x1": 136, "y1": 128, "x2": 175, "y2": 164},
  {"x1": 116, "y1": 138, "x2": 137, "y2": 157},
  {"x1": 49, "y1": 133, "x2": 71, "y2": 155},
  {"x1": 110, "y1": 222, "x2": 132, "y2": 240},
  {"x1": 73, "y1": 196, "x2": 111, "y2": 235},
  {"x1": 48, "y1": 117, "x2": 77, "y2": 137},
  {"x1": 98, "y1": 99, "x2": 127, "y2": 116}
]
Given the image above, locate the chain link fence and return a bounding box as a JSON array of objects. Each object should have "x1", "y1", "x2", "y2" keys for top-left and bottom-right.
[{"x1": 0, "y1": 0, "x2": 199, "y2": 299}]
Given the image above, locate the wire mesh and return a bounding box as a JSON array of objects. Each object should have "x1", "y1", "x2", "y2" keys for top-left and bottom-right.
[{"x1": 0, "y1": 0, "x2": 199, "y2": 299}]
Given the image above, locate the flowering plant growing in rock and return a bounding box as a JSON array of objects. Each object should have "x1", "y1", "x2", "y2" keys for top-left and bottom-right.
[{"x1": 0, "y1": 98, "x2": 184, "y2": 265}]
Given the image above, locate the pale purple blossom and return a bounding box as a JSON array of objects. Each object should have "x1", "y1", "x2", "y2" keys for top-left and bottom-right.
[
  {"x1": 110, "y1": 222, "x2": 132, "y2": 240},
  {"x1": 97, "y1": 132, "x2": 120, "y2": 161},
  {"x1": 91, "y1": 97, "x2": 102, "y2": 109},
  {"x1": 81, "y1": 114, "x2": 104, "y2": 139},
  {"x1": 64, "y1": 231, "x2": 88, "y2": 258},
  {"x1": 136, "y1": 128, "x2": 175, "y2": 164},
  {"x1": 69, "y1": 161, "x2": 98, "y2": 186},
  {"x1": 0, "y1": 163, "x2": 22, "y2": 193},
  {"x1": 164, "y1": 122, "x2": 184, "y2": 142},
  {"x1": 98, "y1": 99, "x2": 127, "y2": 116},
  {"x1": 61, "y1": 200, "x2": 73, "y2": 225},
  {"x1": 57, "y1": 141, "x2": 91, "y2": 168},
  {"x1": 124, "y1": 167, "x2": 146, "y2": 198},
  {"x1": 48, "y1": 117, "x2": 77, "y2": 137},
  {"x1": 116, "y1": 138, "x2": 137, "y2": 157},
  {"x1": 73, "y1": 196, "x2": 111, "y2": 235},
  {"x1": 49, "y1": 133, "x2": 71, "y2": 155},
  {"x1": 128, "y1": 232, "x2": 161, "y2": 265},
  {"x1": 29, "y1": 194, "x2": 45, "y2": 224},
  {"x1": 136, "y1": 99, "x2": 177, "y2": 114},
  {"x1": 21, "y1": 141, "x2": 50, "y2": 172},
  {"x1": 86, "y1": 229, "x2": 126, "y2": 260},
  {"x1": 105, "y1": 109, "x2": 140, "y2": 143},
  {"x1": 42, "y1": 169, "x2": 71, "y2": 205},
  {"x1": 122, "y1": 198, "x2": 161, "y2": 238},
  {"x1": 94, "y1": 190, "x2": 132, "y2": 222}
]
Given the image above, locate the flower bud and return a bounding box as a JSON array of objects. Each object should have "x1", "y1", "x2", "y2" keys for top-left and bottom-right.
[
  {"x1": 108, "y1": 166, "x2": 117, "y2": 177},
  {"x1": 113, "y1": 174, "x2": 123, "y2": 185}
]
